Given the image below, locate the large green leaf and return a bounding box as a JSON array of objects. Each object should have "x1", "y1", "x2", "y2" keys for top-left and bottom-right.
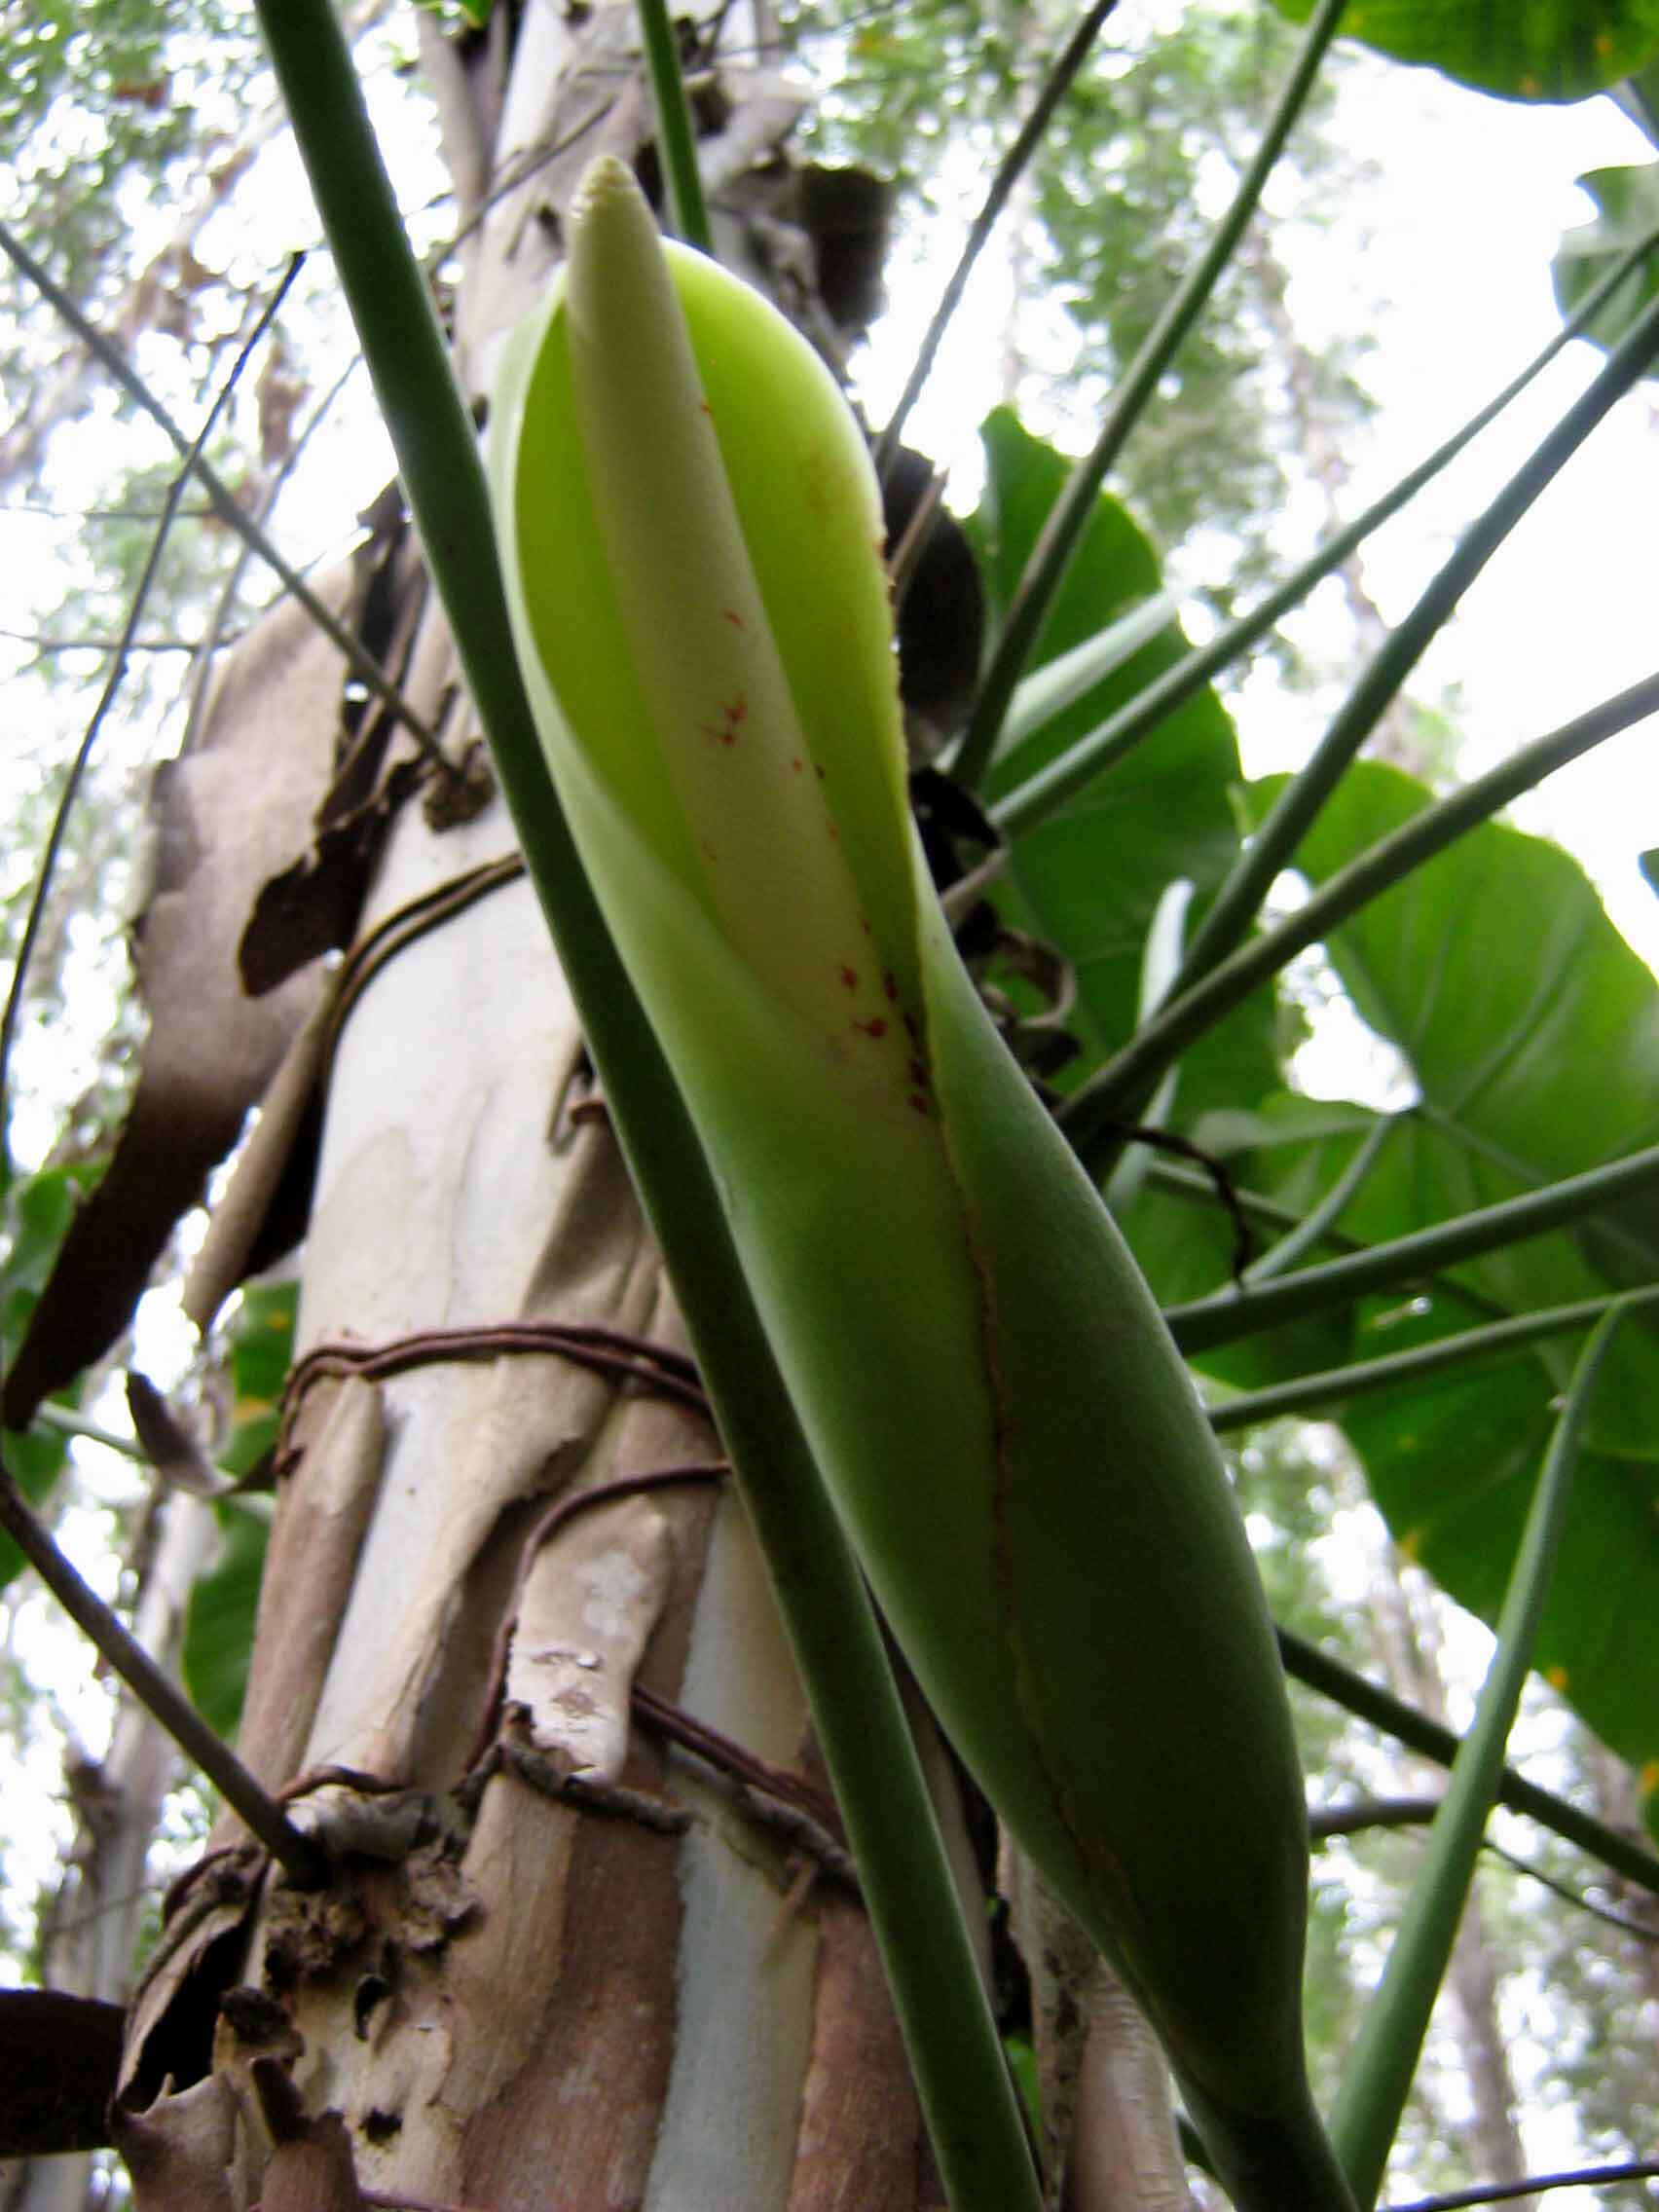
[
  {"x1": 1552, "y1": 164, "x2": 1659, "y2": 366},
  {"x1": 181, "y1": 1500, "x2": 271, "y2": 1740},
  {"x1": 1272, "y1": 0, "x2": 1659, "y2": 101},
  {"x1": 966, "y1": 412, "x2": 1317, "y2": 1363},
  {"x1": 1233, "y1": 764, "x2": 1659, "y2": 1828},
  {"x1": 1244, "y1": 763, "x2": 1659, "y2": 1253},
  {"x1": 971, "y1": 409, "x2": 1282, "y2": 1133}
]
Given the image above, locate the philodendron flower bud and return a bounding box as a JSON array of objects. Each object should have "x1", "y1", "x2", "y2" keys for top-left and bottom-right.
[{"x1": 493, "y1": 156, "x2": 1352, "y2": 2212}]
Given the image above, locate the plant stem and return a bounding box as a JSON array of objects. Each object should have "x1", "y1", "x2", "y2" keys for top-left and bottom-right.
[
  {"x1": 637, "y1": 0, "x2": 712, "y2": 253},
  {"x1": 1330, "y1": 1299, "x2": 1639, "y2": 2207},
  {"x1": 955, "y1": 0, "x2": 1348, "y2": 790},
  {"x1": 1066, "y1": 664, "x2": 1659, "y2": 1166},
  {"x1": 988, "y1": 218, "x2": 1659, "y2": 839},
  {"x1": 1240, "y1": 1113, "x2": 1400, "y2": 1286},
  {"x1": 1167, "y1": 1139, "x2": 1659, "y2": 1353},
  {"x1": 1276, "y1": 1631, "x2": 1659, "y2": 1897},
  {"x1": 1147, "y1": 286, "x2": 1659, "y2": 1028},
  {"x1": 1206, "y1": 1287, "x2": 1639, "y2": 1433},
  {"x1": 251, "y1": 10, "x2": 1040, "y2": 2203}
]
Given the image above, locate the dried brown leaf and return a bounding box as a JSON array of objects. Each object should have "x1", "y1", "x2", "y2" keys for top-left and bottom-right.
[{"x1": 2, "y1": 571, "x2": 352, "y2": 1429}]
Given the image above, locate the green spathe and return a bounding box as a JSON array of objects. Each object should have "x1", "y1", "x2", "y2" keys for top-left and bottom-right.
[{"x1": 493, "y1": 153, "x2": 1349, "y2": 2210}]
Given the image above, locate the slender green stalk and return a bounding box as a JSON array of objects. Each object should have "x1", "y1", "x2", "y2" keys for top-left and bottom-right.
[
  {"x1": 1330, "y1": 1298, "x2": 1641, "y2": 2207},
  {"x1": 1206, "y1": 1287, "x2": 1638, "y2": 1434},
  {"x1": 1277, "y1": 1628, "x2": 1659, "y2": 1897},
  {"x1": 1065, "y1": 664, "x2": 1659, "y2": 1165},
  {"x1": 1414, "y1": 1098, "x2": 1659, "y2": 1283},
  {"x1": 1241, "y1": 1113, "x2": 1401, "y2": 1286},
  {"x1": 0, "y1": 221, "x2": 441, "y2": 761},
  {"x1": 1148, "y1": 1157, "x2": 1511, "y2": 1327},
  {"x1": 954, "y1": 0, "x2": 1348, "y2": 790},
  {"x1": 636, "y1": 0, "x2": 712, "y2": 253},
  {"x1": 1154, "y1": 286, "x2": 1659, "y2": 1017},
  {"x1": 1168, "y1": 1139, "x2": 1659, "y2": 1354},
  {"x1": 988, "y1": 219, "x2": 1659, "y2": 840},
  {"x1": 250, "y1": 11, "x2": 1038, "y2": 2203},
  {"x1": 874, "y1": 0, "x2": 1121, "y2": 477}
]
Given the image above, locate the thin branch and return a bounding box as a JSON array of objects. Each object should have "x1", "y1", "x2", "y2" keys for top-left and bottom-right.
[
  {"x1": 0, "y1": 1449, "x2": 324, "y2": 1885},
  {"x1": 180, "y1": 350, "x2": 362, "y2": 758},
  {"x1": 1484, "y1": 1838, "x2": 1659, "y2": 1945},
  {"x1": 955, "y1": 0, "x2": 1348, "y2": 789},
  {"x1": 0, "y1": 221, "x2": 448, "y2": 767},
  {"x1": 873, "y1": 0, "x2": 1121, "y2": 478},
  {"x1": 1158, "y1": 284, "x2": 1659, "y2": 1023},
  {"x1": 0, "y1": 258, "x2": 302, "y2": 1182},
  {"x1": 1310, "y1": 1796, "x2": 1444, "y2": 1840},
  {"x1": 1, "y1": 631, "x2": 223, "y2": 656},
  {"x1": 1384, "y1": 2161, "x2": 1659, "y2": 2211},
  {"x1": 1065, "y1": 663, "x2": 1659, "y2": 1166},
  {"x1": 1277, "y1": 1629, "x2": 1659, "y2": 1899}
]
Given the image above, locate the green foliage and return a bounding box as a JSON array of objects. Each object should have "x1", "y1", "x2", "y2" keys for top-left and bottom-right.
[
  {"x1": 1272, "y1": 0, "x2": 1659, "y2": 101},
  {"x1": 179, "y1": 1281, "x2": 293, "y2": 1734},
  {"x1": 0, "y1": 1162, "x2": 95, "y2": 1588},
  {"x1": 216, "y1": 1280, "x2": 295, "y2": 1482},
  {"x1": 971, "y1": 407, "x2": 1282, "y2": 1125},
  {"x1": 0, "y1": 1, "x2": 264, "y2": 376},
  {"x1": 791, "y1": 2, "x2": 1378, "y2": 626},
  {"x1": 182, "y1": 1500, "x2": 269, "y2": 1739},
  {"x1": 1553, "y1": 163, "x2": 1659, "y2": 364},
  {"x1": 1220, "y1": 766, "x2": 1659, "y2": 1833}
]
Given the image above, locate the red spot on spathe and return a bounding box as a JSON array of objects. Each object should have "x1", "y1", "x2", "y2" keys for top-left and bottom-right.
[
  {"x1": 838, "y1": 964, "x2": 859, "y2": 990},
  {"x1": 721, "y1": 607, "x2": 746, "y2": 629},
  {"x1": 699, "y1": 694, "x2": 749, "y2": 748},
  {"x1": 854, "y1": 1017, "x2": 888, "y2": 1040}
]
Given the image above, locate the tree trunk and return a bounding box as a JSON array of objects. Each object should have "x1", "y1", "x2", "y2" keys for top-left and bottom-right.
[{"x1": 106, "y1": 8, "x2": 973, "y2": 2206}]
